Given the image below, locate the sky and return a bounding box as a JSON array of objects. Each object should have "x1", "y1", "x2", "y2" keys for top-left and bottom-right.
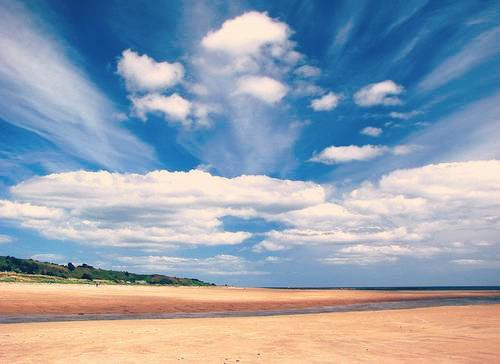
[{"x1": 0, "y1": 0, "x2": 499, "y2": 287}]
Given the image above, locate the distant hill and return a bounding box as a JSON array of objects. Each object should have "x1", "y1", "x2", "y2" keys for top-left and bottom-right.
[{"x1": 0, "y1": 255, "x2": 213, "y2": 286}]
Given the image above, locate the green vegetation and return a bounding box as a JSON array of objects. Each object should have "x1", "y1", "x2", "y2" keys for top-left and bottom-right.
[{"x1": 0, "y1": 255, "x2": 214, "y2": 286}]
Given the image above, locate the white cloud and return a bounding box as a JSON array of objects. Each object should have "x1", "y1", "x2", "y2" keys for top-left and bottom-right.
[
  {"x1": 264, "y1": 256, "x2": 290, "y2": 263},
  {"x1": 294, "y1": 65, "x2": 321, "y2": 78},
  {"x1": 188, "y1": 83, "x2": 209, "y2": 96},
  {"x1": 396, "y1": 92, "x2": 500, "y2": 164},
  {"x1": 0, "y1": 235, "x2": 12, "y2": 244},
  {"x1": 392, "y1": 144, "x2": 419, "y2": 155},
  {"x1": 389, "y1": 111, "x2": 422, "y2": 120},
  {"x1": 0, "y1": 200, "x2": 64, "y2": 220},
  {"x1": 333, "y1": 20, "x2": 354, "y2": 47},
  {"x1": 451, "y1": 259, "x2": 500, "y2": 268},
  {"x1": 192, "y1": 103, "x2": 219, "y2": 127},
  {"x1": 255, "y1": 160, "x2": 500, "y2": 268},
  {"x1": 252, "y1": 240, "x2": 288, "y2": 253},
  {"x1": 2, "y1": 169, "x2": 324, "y2": 249},
  {"x1": 415, "y1": 121, "x2": 430, "y2": 128},
  {"x1": 320, "y1": 255, "x2": 398, "y2": 265},
  {"x1": 201, "y1": 11, "x2": 289, "y2": 56},
  {"x1": 117, "y1": 49, "x2": 184, "y2": 93},
  {"x1": 2, "y1": 161, "x2": 499, "y2": 268},
  {"x1": 310, "y1": 144, "x2": 419, "y2": 164},
  {"x1": 320, "y1": 244, "x2": 442, "y2": 265},
  {"x1": 116, "y1": 254, "x2": 267, "y2": 276},
  {"x1": 291, "y1": 81, "x2": 325, "y2": 97},
  {"x1": 310, "y1": 145, "x2": 388, "y2": 164},
  {"x1": 310, "y1": 92, "x2": 341, "y2": 111},
  {"x1": 360, "y1": 127, "x2": 382, "y2": 137},
  {"x1": 180, "y1": 11, "x2": 306, "y2": 175},
  {"x1": 418, "y1": 26, "x2": 500, "y2": 91},
  {"x1": 354, "y1": 80, "x2": 404, "y2": 107},
  {"x1": 261, "y1": 227, "x2": 421, "y2": 248},
  {"x1": 130, "y1": 93, "x2": 191, "y2": 125},
  {"x1": 0, "y1": 2, "x2": 155, "y2": 171},
  {"x1": 112, "y1": 112, "x2": 128, "y2": 122},
  {"x1": 235, "y1": 76, "x2": 287, "y2": 104},
  {"x1": 355, "y1": 160, "x2": 500, "y2": 202}
]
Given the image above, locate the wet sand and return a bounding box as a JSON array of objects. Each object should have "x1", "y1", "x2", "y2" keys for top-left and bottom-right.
[
  {"x1": 0, "y1": 283, "x2": 498, "y2": 316},
  {"x1": 1, "y1": 304, "x2": 499, "y2": 363}
]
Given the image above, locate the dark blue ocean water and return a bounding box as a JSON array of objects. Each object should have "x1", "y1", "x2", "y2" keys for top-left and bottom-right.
[{"x1": 263, "y1": 286, "x2": 500, "y2": 291}]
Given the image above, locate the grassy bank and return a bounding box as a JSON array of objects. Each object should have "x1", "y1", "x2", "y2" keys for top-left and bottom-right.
[{"x1": 0, "y1": 255, "x2": 214, "y2": 286}]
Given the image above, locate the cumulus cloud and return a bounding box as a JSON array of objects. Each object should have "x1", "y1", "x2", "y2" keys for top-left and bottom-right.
[
  {"x1": 181, "y1": 11, "x2": 308, "y2": 175},
  {"x1": 310, "y1": 144, "x2": 418, "y2": 164},
  {"x1": 0, "y1": 200, "x2": 64, "y2": 220},
  {"x1": 389, "y1": 110, "x2": 422, "y2": 120},
  {"x1": 1, "y1": 169, "x2": 324, "y2": 249},
  {"x1": 310, "y1": 145, "x2": 388, "y2": 164},
  {"x1": 116, "y1": 254, "x2": 267, "y2": 276},
  {"x1": 235, "y1": 76, "x2": 287, "y2": 104},
  {"x1": 192, "y1": 103, "x2": 220, "y2": 127},
  {"x1": 261, "y1": 227, "x2": 421, "y2": 249},
  {"x1": 252, "y1": 240, "x2": 288, "y2": 253},
  {"x1": 255, "y1": 161, "x2": 500, "y2": 264},
  {"x1": 1, "y1": 161, "x2": 498, "y2": 268},
  {"x1": 117, "y1": 49, "x2": 184, "y2": 93},
  {"x1": 310, "y1": 92, "x2": 341, "y2": 111},
  {"x1": 354, "y1": 80, "x2": 404, "y2": 107},
  {"x1": 115, "y1": 49, "x2": 195, "y2": 128},
  {"x1": 130, "y1": 93, "x2": 192, "y2": 125},
  {"x1": 360, "y1": 126, "x2": 382, "y2": 137},
  {"x1": 201, "y1": 11, "x2": 290, "y2": 56},
  {"x1": 320, "y1": 244, "x2": 441, "y2": 265},
  {"x1": 294, "y1": 65, "x2": 321, "y2": 78}
]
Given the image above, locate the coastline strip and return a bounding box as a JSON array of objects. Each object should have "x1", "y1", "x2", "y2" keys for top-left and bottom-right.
[{"x1": 2, "y1": 295, "x2": 499, "y2": 324}]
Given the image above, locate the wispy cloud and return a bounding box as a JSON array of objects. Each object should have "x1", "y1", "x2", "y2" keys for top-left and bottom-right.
[
  {"x1": 0, "y1": 234, "x2": 12, "y2": 244},
  {"x1": 116, "y1": 254, "x2": 268, "y2": 276},
  {"x1": 181, "y1": 11, "x2": 311, "y2": 175},
  {"x1": 389, "y1": 110, "x2": 422, "y2": 120},
  {"x1": 418, "y1": 26, "x2": 500, "y2": 91},
  {"x1": 0, "y1": 2, "x2": 156, "y2": 171}
]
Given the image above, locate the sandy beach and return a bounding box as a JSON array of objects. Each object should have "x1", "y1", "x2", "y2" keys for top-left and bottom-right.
[
  {"x1": 1, "y1": 283, "x2": 499, "y2": 362},
  {"x1": 0, "y1": 304, "x2": 499, "y2": 363},
  {"x1": 0, "y1": 283, "x2": 498, "y2": 316}
]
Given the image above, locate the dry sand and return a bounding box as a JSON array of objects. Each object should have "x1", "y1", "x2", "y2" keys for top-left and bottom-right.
[
  {"x1": 0, "y1": 282, "x2": 498, "y2": 315},
  {"x1": 1, "y1": 305, "x2": 499, "y2": 363}
]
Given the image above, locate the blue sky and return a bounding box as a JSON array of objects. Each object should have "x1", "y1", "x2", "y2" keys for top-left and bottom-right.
[{"x1": 0, "y1": 0, "x2": 499, "y2": 286}]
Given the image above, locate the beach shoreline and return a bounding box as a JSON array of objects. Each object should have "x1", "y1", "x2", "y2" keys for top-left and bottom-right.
[
  {"x1": 1, "y1": 282, "x2": 498, "y2": 316},
  {"x1": 1, "y1": 304, "x2": 499, "y2": 363},
  {"x1": 1, "y1": 283, "x2": 499, "y2": 362}
]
